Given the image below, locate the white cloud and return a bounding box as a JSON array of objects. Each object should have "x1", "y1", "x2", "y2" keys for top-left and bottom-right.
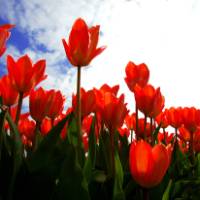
[{"x1": 1, "y1": 0, "x2": 200, "y2": 111}]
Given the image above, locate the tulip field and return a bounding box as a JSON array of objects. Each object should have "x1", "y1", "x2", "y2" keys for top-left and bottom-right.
[{"x1": 0, "y1": 18, "x2": 200, "y2": 200}]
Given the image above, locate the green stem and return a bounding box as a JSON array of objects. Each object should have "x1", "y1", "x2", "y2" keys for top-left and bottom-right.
[
  {"x1": 77, "y1": 66, "x2": 82, "y2": 147},
  {"x1": 163, "y1": 128, "x2": 166, "y2": 145},
  {"x1": 33, "y1": 121, "x2": 41, "y2": 151},
  {"x1": 15, "y1": 92, "x2": 23, "y2": 125},
  {"x1": 0, "y1": 107, "x2": 7, "y2": 161},
  {"x1": 189, "y1": 131, "x2": 195, "y2": 165},
  {"x1": 150, "y1": 117, "x2": 153, "y2": 145},
  {"x1": 130, "y1": 129, "x2": 133, "y2": 143},
  {"x1": 110, "y1": 129, "x2": 115, "y2": 177}
]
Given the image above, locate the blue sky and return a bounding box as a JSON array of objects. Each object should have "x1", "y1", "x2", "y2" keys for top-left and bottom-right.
[{"x1": 1, "y1": 0, "x2": 200, "y2": 110}]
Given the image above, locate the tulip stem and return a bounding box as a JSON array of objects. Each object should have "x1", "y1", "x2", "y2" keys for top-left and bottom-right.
[
  {"x1": 150, "y1": 117, "x2": 153, "y2": 145},
  {"x1": 110, "y1": 130, "x2": 115, "y2": 177},
  {"x1": 33, "y1": 121, "x2": 41, "y2": 151},
  {"x1": 77, "y1": 66, "x2": 82, "y2": 147},
  {"x1": 135, "y1": 105, "x2": 139, "y2": 139},
  {"x1": 163, "y1": 128, "x2": 166, "y2": 145},
  {"x1": 15, "y1": 92, "x2": 23, "y2": 125},
  {"x1": 189, "y1": 131, "x2": 195, "y2": 165}
]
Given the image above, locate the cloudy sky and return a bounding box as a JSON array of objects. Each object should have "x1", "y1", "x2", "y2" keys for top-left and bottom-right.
[{"x1": 0, "y1": 0, "x2": 200, "y2": 111}]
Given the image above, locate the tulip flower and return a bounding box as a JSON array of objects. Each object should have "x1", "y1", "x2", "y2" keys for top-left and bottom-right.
[
  {"x1": 0, "y1": 24, "x2": 15, "y2": 57},
  {"x1": 181, "y1": 107, "x2": 200, "y2": 133},
  {"x1": 18, "y1": 117, "x2": 35, "y2": 148},
  {"x1": 134, "y1": 118, "x2": 156, "y2": 139},
  {"x1": 166, "y1": 107, "x2": 183, "y2": 129},
  {"x1": 62, "y1": 18, "x2": 106, "y2": 67},
  {"x1": 155, "y1": 110, "x2": 169, "y2": 129},
  {"x1": 0, "y1": 75, "x2": 19, "y2": 106},
  {"x1": 157, "y1": 132, "x2": 173, "y2": 145},
  {"x1": 125, "y1": 113, "x2": 136, "y2": 131},
  {"x1": 62, "y1": 18, "x2": 105, "y2": 150},
  {"x1": 129, "y1": 140, "x2": 170, "y2": 188},
  {"x1": 99, "y1": 93, "x2": 129, "y2": 133},
  {"x1": 29, "y1": 87, "x2": 52, "y2": 123},
  {"x1": 134, "y1": 84, "x2": 165, "y2": 118},
  {"x1": 7, "y1": 54, "x2": 47, "y2": 124},
  {"x1": 7, "y1": 55, "x2": 47, "y2": 94},
  {"x1": 46, "y1": 90, "x2": 65, "y2": 120},
  {"x1": 40, "y1": 118, "x2": 52, "y2": 136},
  {"x1": 124, "y1": 61, "x2": 150, "y2": 92},
  {"x1": 72, "y1": 88, "x2": 96, "y2": 118}
]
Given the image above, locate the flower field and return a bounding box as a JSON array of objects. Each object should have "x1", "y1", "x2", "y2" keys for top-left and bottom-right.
[{"x1": 0, "y1": 18, "x2": 200, "y2": 200}]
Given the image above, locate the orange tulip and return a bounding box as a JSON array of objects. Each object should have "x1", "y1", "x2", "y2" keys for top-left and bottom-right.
[
  {"x1": 125, "y1": 113, "x2": 136, "y2": 131},
  {"x1": 155, "y1": 110, "x2": 169, "y2": 128},
  {"x1": 134, "y1": 84, "x2": 165, "y2": 118},
  {"x1": 62, "y1": 18, "x2": 106, "y2": 67},
  {"x1": 7, "y1": 55, "x2": 47, "y2": 93},
  {"x1": 181, "y1": 107, "x2": 200, "y2": 133},
  {"x1": 0, "y1": 24, "x2": 15, "y2": 57},
  {"x1": 129, "y1": 140, "x2": 170, "y2": 188},
  {"x1": 134, "y1": 118, "x2": 156, "y2": 138},
  {"x1": 166, "y1": 107, "x2": 183, "y2": 129},
  {"x1": 0, "y1": 75, "x2": 19, "y2": 106},
  {"x1": 98, "y1": 93, "x2": 129, "y2": 133},
  {"x1": 157, "y1": 132, "x2": 173, "y2": 144},
  {"x1": 124, "y1": 61, "x2": 149, "y2": 92}
]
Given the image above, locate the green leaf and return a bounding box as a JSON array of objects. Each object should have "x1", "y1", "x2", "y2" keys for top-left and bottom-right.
[
  {"x1": 113, "y1": 149, "x2": 125, "y2": 200},
  {"x1": 54, "y1": 144, "x2": 90, "y2": 200},
  {"x1": 6, "y1": 112, "x2": 23, "y2": 199},
  {"x1": 98, "y1": 130, "x2": 112, "y2": 176},
  {"x1": 162, "y1": 179, "x2": 173, "y2": 200},
  {"x1": 83, "y1": 116, "x2": 96, "y2": 182},
  {"x1": 27, "y1": 113, "x2": 70, "y2": 172},
  {"x1": 153, "y1": 123, "x2": 161, "y2": 144},
  {"x1": 196, "y1": 153, "x2": 200, "y2": 177}
]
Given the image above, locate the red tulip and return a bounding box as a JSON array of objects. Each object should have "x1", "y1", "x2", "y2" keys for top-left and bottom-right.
[
  {"x1": 193, "y1": 129, "x2": 200, "y2": 152},
  {"x1": 40, "y1": 118, "x2": 52, "y2": 136},
  {"x1": 134, "y1": 118, "x2": 156, "y2": 138},
  {"x1": 62, "y1": 18, "x2": 106, "y2": 67},
  {"x1": 0, "y1": 75, "x2": 19, "y2": 106},
  {"x1": 18, "y1": 117, "x2": 36, "y2": 147},
  {"x1": 178, "y1": 125, "x2": 191, "y2": 142},
  {"x1": 129, "y1": 140, "x2": 170, "y2": 188},
  {"x1": 99, "y1": 84, "x2": 119, "y2": 96},
  {"x1": 0, "y1": 24, "x2": 15, "y2": 57},
  {"x1": 29, "y1": 87, "x2": 52, "y2": 122},
  {"x1": 166, "y1": 107, "x2": 183, "y2": 129},
  {"x1": 157, "y1": 132, "x2": 173, "y2": 144},
  {"x1": 118, "y1": 127, "x2": 130, "y2": 138},
  {"x1": 7, "y1": 55, "x2": 47, "y2": 93},
  {"x1": 134, "y1": 84, "x2": 165, "y2": 118},
  {"x1": 98, "y1": 93, "x2": 129, "y2": 133},
  {"x1": 72, "y1": 88, "x2": 96, "y2": 118},
  {"x1": 46, "y1": 90, "x2": 65, "y2": 119},
  {"x1": 124, "y1": 61, "x2": 149, "y2": 92},
  {"x1": 181, "y1": 107, "x2": 200, "y2": 133},
  {"x1": 125, "y1": 113, "x2": 136, "y2": 131},
  {"x1": 155, "y1": 110, "x2": 169, "y2": 128}
]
